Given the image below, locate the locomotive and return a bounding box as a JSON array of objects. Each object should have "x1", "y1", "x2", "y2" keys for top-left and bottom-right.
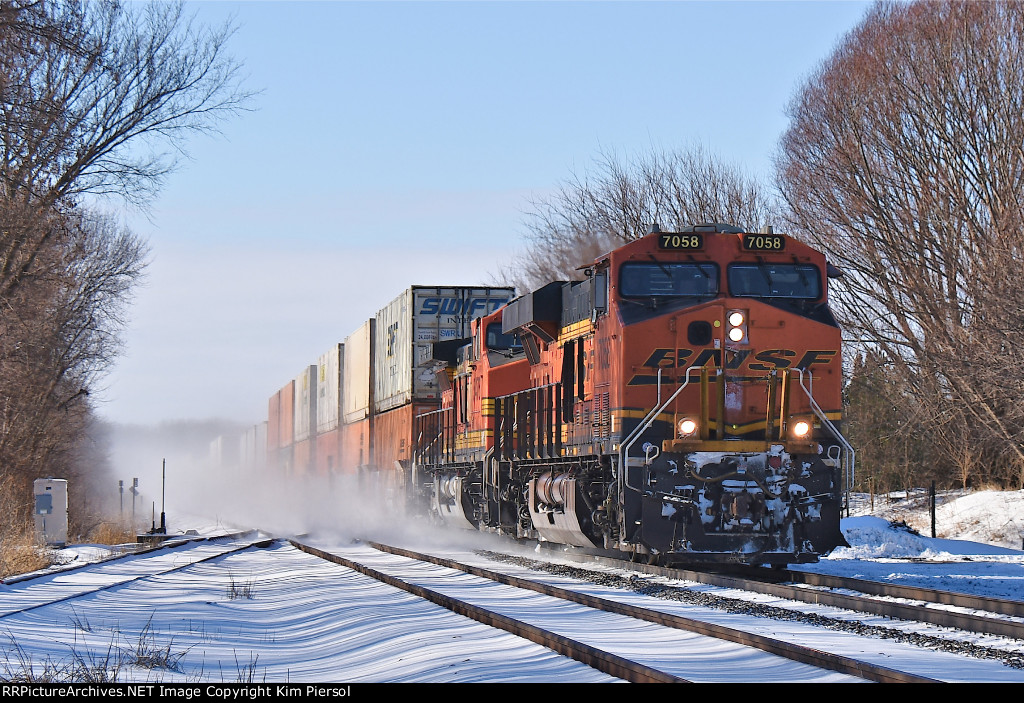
[{"x1": 411, "y1": 223, "x2": 852, "y2": 566}]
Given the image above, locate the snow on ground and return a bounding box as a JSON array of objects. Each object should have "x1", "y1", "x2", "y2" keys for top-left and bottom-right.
[
  {"x1": 782, "y1": 490, "x2": 1024, "y2": 601},
  {"x1": 2, "y1": 488, "x2": 1021, "y2": 682},
  {"x1": 851, "y1": 488, "x2": 1024, "y2": 552}
]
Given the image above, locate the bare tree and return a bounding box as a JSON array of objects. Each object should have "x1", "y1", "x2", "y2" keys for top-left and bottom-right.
[
  {"x1": 0, "y1": 0, "x2": 250, "y2": 299},
  {"x1": 506, "y1": 146, "x2": 778, "y2": 290},
  {"x1": 0, "y1": 207, "x2": 147, "y2": 533},
  {"x1": 778, "y1": 0, "x2": 1024, "y2": 488},
  {"x1": 0, "y1": 0, "x2": 249, "y2": 540}
]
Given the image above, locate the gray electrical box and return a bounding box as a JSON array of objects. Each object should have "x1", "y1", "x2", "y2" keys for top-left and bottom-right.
[{"x1": 33, "y1": 478, "x2": 68, "y2": 546}]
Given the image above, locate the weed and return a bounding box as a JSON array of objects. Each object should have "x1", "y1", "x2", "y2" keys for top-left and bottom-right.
[
  {"x1": 70, "y1": 606, "x2": 92, "y2": 633},
  {"x1": 226, "y1": 573, "x2": 256, "y2": 600},
  {"x1": 0, "y1": 636, "x2": 71, "y2": 682},
  {"x1": 68, "y1": 641, "x2": 125, "y2": 683},
  {"x1": 0, "y1": 532, "x2": 53, "y2": 579},
  {"x1": 127, "y1": 618, "x2": 189, "y2": 671},
  {"x1": 233, "y1": 652, "x2": 264, "y2": 683},
  {"x1": 87, "y1": 521, "x2": 136, "y2": 546}
]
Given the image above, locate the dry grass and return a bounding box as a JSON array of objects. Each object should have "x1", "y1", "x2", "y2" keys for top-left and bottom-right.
[
  {"x1": 86, "y1": 521, "x2": 135, "y2": 546},
  {"x1": 0, "y1": 531, "x2": 53, "y2": 580}
]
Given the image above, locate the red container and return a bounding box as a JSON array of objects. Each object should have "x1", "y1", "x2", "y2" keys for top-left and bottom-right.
[
  {"x1": 341, "y1": 419, "x2": 369, "y2": 474},
  {"x1": 293, "y1": 438, "x2": 313, "y2": 477},
  {"x1": 279, "y1": 380, "x2": 295, "y2": 447},
  {"x1": 315, "y1": 427, "x2": 342, "y2": 476},
  {"x1": 372, "y1": 402, "x2": 436, "y2": 475},
  {"x1": 267, "y1": 391, "x2": 281, "y2": 451}
]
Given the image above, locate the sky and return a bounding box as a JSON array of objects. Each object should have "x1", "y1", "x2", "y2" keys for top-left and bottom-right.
[
  {"x1": 3, "y1": 490, "x2": 1023, "y2": 682},
  {"x1": 100, "y1": 0, "x2": 873, "y2": 428}
]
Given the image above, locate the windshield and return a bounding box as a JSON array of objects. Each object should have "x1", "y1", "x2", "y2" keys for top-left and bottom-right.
[
  {"x1": 728, "y1": 263, "x2": 821, "y2": 299},
  {"x1": 486, "y1": 322, "x2": 521, "y2": 351},
  {"x1": 619, "y1": 262, "x2": 719, "y2": 298}
]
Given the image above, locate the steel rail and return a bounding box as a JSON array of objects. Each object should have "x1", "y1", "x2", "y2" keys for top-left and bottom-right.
[
  {"x1": 0, "y1": 535, "x2": 273, "y2": 620},
  {"x1": 289, "y1": 539, "x2": 686, "y2": 684},
  {"x1": 533, "y1": 546, "x2": 1024, "y2": 640},
  {"x1": 0, "y1": 529, "x2": 263, "y2": 586},
  {"x1": 366, "y1": 540, "x2": 937, "y2": 684},
  {"x1": 786, "y1": 569, "x2": 1024, "y2": 619}
]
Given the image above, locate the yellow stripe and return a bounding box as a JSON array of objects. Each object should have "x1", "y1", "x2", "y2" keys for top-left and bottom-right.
[
  {"x1": 558, "y1": 319, "x2": 594, "y2": 344},
  {"x1": 617, "y1": 408, "x2": 843, "y2": 423}
]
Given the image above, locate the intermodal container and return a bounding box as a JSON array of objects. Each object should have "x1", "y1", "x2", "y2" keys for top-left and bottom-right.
[
  {"x1": 373, "y1": 286, "x2": 513, "y2": 413},
  {"x1": 317, "y1": 343, "x2": 344, "y2": 434},
  {"x1": 239, "y1": 422, "x2": 267, "y2": 472},
  {"x1": 268, "y1": 391, "x2": 281, "y2": 452},
  {"x1": 343, "y1": 320, "x2": 374, "y2": 424},
  {"x1": 294, "y1": 365, "x2": 317, "y2": 442},
  {"x1": 279, "y1": 380, "x2": 295, "y2": 448},
  {"x1": 341, "y1": 417, "x2": 370, "y2": 473},
  {"x1": 293, "y1": 437, "x2": 313, "y2": 477},
  {"x1": 315, "y1": 427, "x2": 342, "y2": 476},
  {"x1": 372, "y1": 402, "x2": 435, "y2": 474}
]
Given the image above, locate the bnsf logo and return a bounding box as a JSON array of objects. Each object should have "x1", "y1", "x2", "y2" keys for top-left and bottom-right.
[
  {"x1": 419, "y1": 298, "x2": 508, "y2": 316},
  {"x1": 641, "y1": 348, "x2": 837, "y2": 371},
  {"x1": 628, "y1": 348, "x2": 837, "y2": 385}
]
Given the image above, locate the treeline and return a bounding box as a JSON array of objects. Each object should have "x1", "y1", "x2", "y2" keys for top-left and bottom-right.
[
  {"x1": 0, "y1": 1, "x2": 248, "y2": 543},
  {"x1": 508, "y1": 1, "x2": 1024, "y2": 493}
]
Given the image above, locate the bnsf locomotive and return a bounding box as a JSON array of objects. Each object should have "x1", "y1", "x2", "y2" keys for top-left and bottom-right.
[{"x1": 411, "y1": 223, "x2": 852, "y2": 566}]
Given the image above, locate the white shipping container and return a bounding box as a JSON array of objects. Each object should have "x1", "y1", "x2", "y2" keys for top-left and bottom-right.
[
  {"x1": 343, "y1": 319, "x2": 374, "y2": 424},
  {"x1": 254, "y1": 422, "x2": 267, "y2": 468},
  {"x1": 34, "y1": 478, "x2": 68, "y2": 546},
  {"x1": 374, "y1": 286, "x2": 514, "y2": 413},
  {"x1": 210, "y1": 434, "x2": 239, "y2": 469},
  {"x1": 238, "y1": 422, "x2": 268, "y2": 471},
  {"x1": 317, "y1": 343, "x2": 344, "y2": 434},
  {"x1": 294, "y1": 365, "x2": 317, "y2": 442}
]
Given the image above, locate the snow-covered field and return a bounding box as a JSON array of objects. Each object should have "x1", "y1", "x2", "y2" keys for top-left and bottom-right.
[{"x1": 2, "y1": 489, "x2": 1022, "y2": 682}]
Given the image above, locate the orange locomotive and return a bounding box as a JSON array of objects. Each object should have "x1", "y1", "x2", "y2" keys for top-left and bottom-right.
[{"x1": 413, "y1": 223, "x2": 852, "y2": 566}]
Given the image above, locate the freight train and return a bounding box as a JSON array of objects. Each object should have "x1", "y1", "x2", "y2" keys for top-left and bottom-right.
[{"x1": 257, "y1": 223, "x2": 853, "y2": 567}]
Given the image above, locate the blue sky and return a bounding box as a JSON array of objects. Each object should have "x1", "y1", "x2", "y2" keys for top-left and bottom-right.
[{"x1": 102, "y1": 0, "x2": 871, "y2": 427}]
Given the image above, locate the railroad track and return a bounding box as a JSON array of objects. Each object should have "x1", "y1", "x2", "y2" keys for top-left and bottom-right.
[
  {"x1": 0, "y1": 532, "x2": 271, "y2": 619},
  {"x1": 291, "y1": 537, "x2": 939, "y2": 683},
  {"x1": 522, "y1": 547, "x2": 1024, "y2": 640},
  {"x1": 4, "y1": 531, "x2": 1019, "y2": 682}
]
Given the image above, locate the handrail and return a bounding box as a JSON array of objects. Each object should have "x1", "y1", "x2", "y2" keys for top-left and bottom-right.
[
  {"x1": 795, "y1": 367, "x2": 856, "y2": 516},
  {"x1": 619, "y1": 366, "x2": 705, "y2": 496}
]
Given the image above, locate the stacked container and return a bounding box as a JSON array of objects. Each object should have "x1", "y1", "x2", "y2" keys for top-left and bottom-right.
[
  {"x1": 261, "y1": 285, "x2": 514, "y2": 484},
  {"x1": 315, "y1": 343, "x2": 344, "y2": 476}
]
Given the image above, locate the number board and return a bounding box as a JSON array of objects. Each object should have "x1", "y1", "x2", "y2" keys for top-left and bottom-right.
[
  {"x1": 741, "y1": 233, "x2": 786, "y2": 252},
  {"x1": 658, "y1": 233, "x2": 704, "y2": 250}
]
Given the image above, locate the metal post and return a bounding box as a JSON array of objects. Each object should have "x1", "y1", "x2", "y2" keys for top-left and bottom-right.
[
  {"x1": 160, "y1": 458, "x2": 166, "y2": 534},
  {"x1": 930, "y1": 480, "x2": 936, "y2": 538},
  {"x1": 119, "y1": 480, "x2": 124, "y2": 519},
  {"x1": 132, "y1": 478, "x2": 138, "y2": 526}
]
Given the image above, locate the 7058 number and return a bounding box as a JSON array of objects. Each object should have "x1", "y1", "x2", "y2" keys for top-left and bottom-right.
[
  {"x1": 742, "y1": 234, "x2": 785, "y2": 251},
  {"x1": 658, "y1": 233, "x2": 703, "y2": 250}
]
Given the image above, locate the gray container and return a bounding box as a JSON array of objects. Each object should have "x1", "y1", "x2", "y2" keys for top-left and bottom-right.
[
  {"x1": 317, "y1": 343, "x2": 344, "y2": 434},
  {"x1": 238, "y1": 422, "x2": 267, "y2": 471},
  {"x1": 294, "y1": 365, "x2": 317, "y2": 442},
  {"x1": 343, "y1": 319, "x2": 375, "y2": 424},
  {"x1": 33, "y1": 478, "x2": 68, "y2": 546},
  {"x1": 373, "y1": 286, "x2": 514, "y2": 413}
]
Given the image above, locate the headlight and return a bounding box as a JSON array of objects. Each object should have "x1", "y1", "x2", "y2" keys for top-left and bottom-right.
[
  {"x1": 726, "y1": 309, "x2": 747, "y2": 343},
  {"x1": 678, "y1": 418, "x2": 698, "y2": 437},
  {"x1": 791, "y1": 420, "x2": 811, "y2": 438}
]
